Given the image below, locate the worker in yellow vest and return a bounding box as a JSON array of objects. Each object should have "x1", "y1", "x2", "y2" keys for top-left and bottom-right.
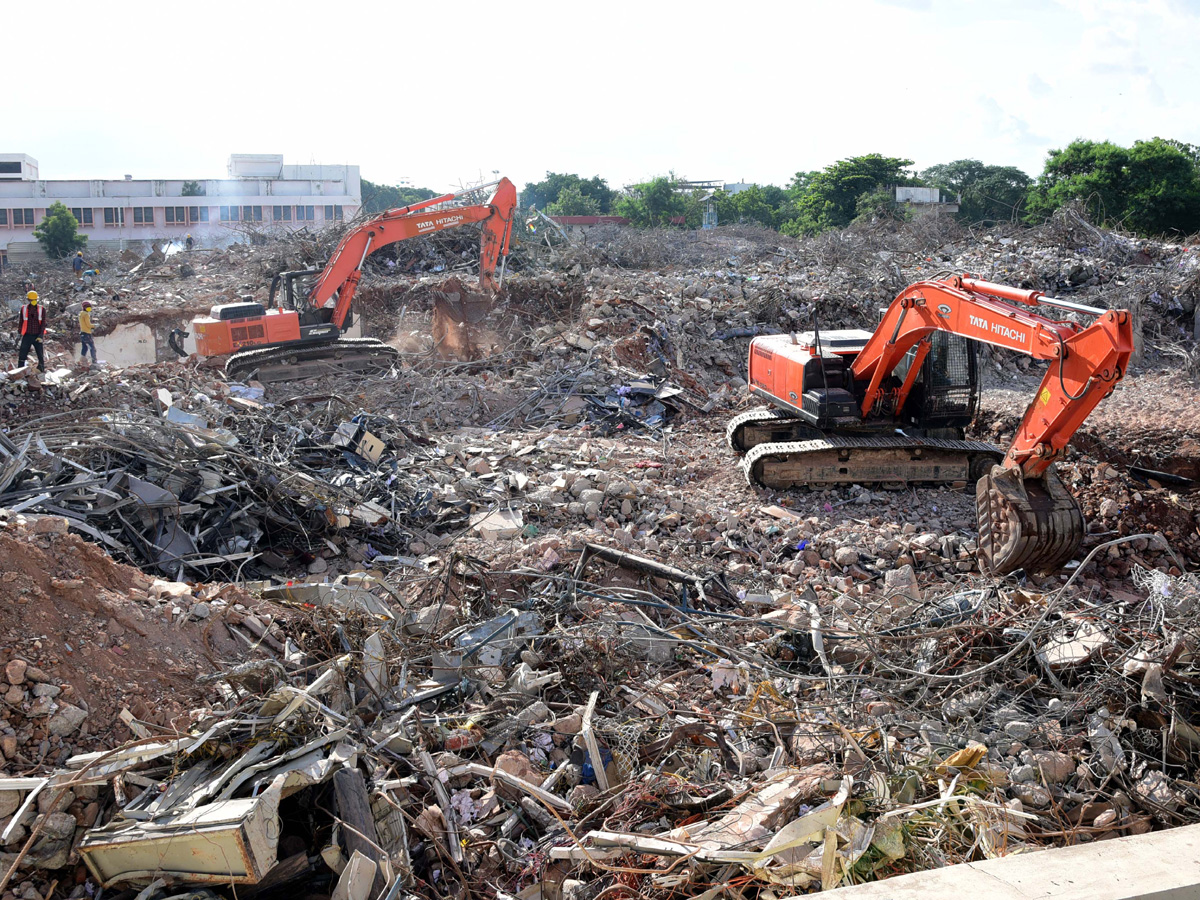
[{"x1": 79, "y1": 299, "x2": 97, "y2": 365}]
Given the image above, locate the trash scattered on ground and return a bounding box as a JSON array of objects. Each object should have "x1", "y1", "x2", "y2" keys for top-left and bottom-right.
[{"x1": 2, "y1": 208, "x2": 1200, "y2": 898}]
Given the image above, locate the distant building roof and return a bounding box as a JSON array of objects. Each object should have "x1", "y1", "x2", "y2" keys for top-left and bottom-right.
[{"x1": 548, "y1": 216, "x2": 630, "y2": 226}]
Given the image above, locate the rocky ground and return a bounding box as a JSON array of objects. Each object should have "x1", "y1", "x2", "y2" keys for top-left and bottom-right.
[{"x1": 1, "y1": 209, "x2": 1200, "y2": 900}]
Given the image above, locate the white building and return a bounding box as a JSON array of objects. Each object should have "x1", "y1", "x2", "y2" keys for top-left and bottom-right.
[
  {"x1": 0, "y1": 153, "x2": 361, "y2": 265},
  {"x1": 895, "y1": 186, "x2": 959, "y2": 216}
]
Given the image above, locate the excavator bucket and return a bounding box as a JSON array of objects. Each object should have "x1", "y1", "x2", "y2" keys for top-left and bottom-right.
[
  {"x1": 431, "y1": 276, "x2": 496, "y2": 360},
  {"x1": 976, "y1": 464, "x2": 1084, "y2": 576}
]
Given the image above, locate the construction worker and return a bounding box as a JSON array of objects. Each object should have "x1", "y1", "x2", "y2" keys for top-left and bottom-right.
[
  {"x1": 17, "y1": 291, "x2": 47, "y2": 372},
  {"x1": 72, "y1": 251, "x2": 84, "y2": 277},
  {"x1": 78, "y1": 299, "x2": 97, "y2": 365},
  {"x1": 185, "y1": 234, "x2": 194, "y2": 251}
]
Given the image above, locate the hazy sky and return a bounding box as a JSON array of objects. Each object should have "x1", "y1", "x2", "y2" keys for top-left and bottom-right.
[{"x1": 9, "y1": 0, "x2": 1199, "y2": 192}]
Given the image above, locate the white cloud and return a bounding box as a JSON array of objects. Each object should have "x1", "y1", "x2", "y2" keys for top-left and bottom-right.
[
  {"x1": 1027, "y1": 74, "x2": 1053, "y2": 98},
  {"x1": 5, "y1": 0, "x2": 1199, "y2": 190}
]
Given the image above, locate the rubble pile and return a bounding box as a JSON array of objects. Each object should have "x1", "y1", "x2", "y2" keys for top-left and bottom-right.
[
  {"x1": 3, "y1": 527, "x2": 1200, "y2": 899},
  {"x1": 0, "y1": 512, "x2": 288, "y2": 765},
  {"x1": 3, "y1": 209, "x2": 1200, "y2": 898}
]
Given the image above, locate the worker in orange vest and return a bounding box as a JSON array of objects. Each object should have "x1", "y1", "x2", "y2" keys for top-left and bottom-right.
[{"x1": 18, "y1": 291, "x2": 47, "y2": 372}]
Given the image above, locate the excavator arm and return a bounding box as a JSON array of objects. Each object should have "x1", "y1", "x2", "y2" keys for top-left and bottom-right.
[
  {"x1": 851, "y1": 275, "x2": 1133, "y2": 574},
  {"x1": 303, "y1": 178, "x2": 518, "y2": 330}
]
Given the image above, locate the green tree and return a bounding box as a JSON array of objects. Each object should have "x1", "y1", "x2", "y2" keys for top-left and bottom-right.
[
  {"x1": 181, "y1": 180, "x2": 205, "y2": 196},
  {"x1": 853, "y1": 186, "x2": 908, "y2": 225},
  {"x1": 546, "y1": 184, "x2": 600, "y2": 216},
  {"x1": 921, "y1": 159, "x2": 1032, "y2": 224},
  {"x1": 615, "y1": 175, "x2": 699, "y2": 227},
  {"x1": 1025, "y1": 140, "x2": 1130, "y2": 226},
  {"x1": 522, "y1": 172, "x2": 614, "y2": 213},
  {"x1": 360, "y1": 178, "x2": 439, "y2": 215},
  {"x1": 787, "y1": 171, "x2": 819, "y2": 195},
  {"x1": 1025, "y1": 137, "x2": 1200, "y2": 235},
  {"x1": 1123, "y1": 138, "x2": 1200, "y2": 234},
  {"x1": 781, "y1": 154, "x2": 918, "y2": 236},
  {"x1": 715, "y1": 185, "x2": 778, "y2": 228},
  {"x1": 34, "y1": 202, "x2": 87, "y2": 259},
  {"x1": 1161, "y1": 139, "x2": 1200, "y2": 166}
]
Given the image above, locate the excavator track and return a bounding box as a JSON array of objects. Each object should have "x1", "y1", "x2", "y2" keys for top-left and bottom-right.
[
  {"x1": 226, "y1": 337, "x2": 400, "y2": 384},
  {"x1": 743, "y1": 435, "x2": 1003, "y2": 491},
  {"x1": 976, "y1": 464, "x2": 1083, "y2": 576},
  {"x1": 726, "y1": 408, "x2": 823, "y2": 452}
]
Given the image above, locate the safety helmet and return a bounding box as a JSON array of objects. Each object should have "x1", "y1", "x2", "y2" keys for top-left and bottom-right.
[
  {"x1": 77, "y1": 251, "x2": 83, "y2": 256},
  {"x1": 27, "y1": 291, "x2": 38, "y2": 301}
]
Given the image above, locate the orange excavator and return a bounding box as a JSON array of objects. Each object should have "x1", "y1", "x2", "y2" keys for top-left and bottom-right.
[
  {"x1": 727, "y1": 275, "x2": 1133, "y2": 575},
  {"x1": 190, "y1": 178, "x2": 518, "y2": 382}
]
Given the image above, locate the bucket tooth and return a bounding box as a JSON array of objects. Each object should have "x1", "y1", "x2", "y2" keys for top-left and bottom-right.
[{"x1": 977, "y1": 464, "x2": 1083, "y2": 576}]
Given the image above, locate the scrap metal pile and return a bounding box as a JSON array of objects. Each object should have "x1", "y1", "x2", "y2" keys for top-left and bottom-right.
[
  {"x1": 0, "y1": 369, "x2": 462, "y2": 579},
  {"x1": 3, "y1": 207, "x2": 1200, "y2": 899}
]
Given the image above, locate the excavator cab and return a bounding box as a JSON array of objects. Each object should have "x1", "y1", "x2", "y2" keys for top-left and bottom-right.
[
  {"x1": 894, "y1": 332, "x2": 980, "y2": 431},
  {"x1": 270, "y1": 270, "x2": 350, "y2": 328},
  {"x1": 269, "y1": 269, "x2": 362, "y2": 338}
]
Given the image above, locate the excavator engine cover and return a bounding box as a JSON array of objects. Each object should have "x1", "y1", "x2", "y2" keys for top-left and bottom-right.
[{"x1": 976, "y1": 464, "x2": 1084, "y2": 576}]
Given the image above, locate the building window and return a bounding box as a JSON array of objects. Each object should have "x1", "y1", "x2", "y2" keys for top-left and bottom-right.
[
  {"x1": 241, "y1": 206, "x2": 263, "y2": 222},
  {"x1": 325, "y1": 205, "x2": 344, "y2": 221},
  {"x1": 0, "y1": 210, "x2": 7, "y2": 226},
  {"x1": 273, "y1": 205, "x2": 292, "y2": 222},
  {"x1": 166, "y1": 206, "x2": 208, "y2": 225},
  {"x1": 104, "y1": 208, "x2": 126, "y2": 226},
  {"x1": 70, "y1": 208, "x2": 94, "y2": 226},
  {"x1": 296, "y1": 205, "x2": 315, "y2": 222},
  {"x1": 220, "y1": 206, "x2": 240, "y2": 222},
  {"x1": 133, "y1": 207, "x2": 155, "y2": 226},
  {"x1": 12, "y1": 209, "x2": 35, "y2": 227}
]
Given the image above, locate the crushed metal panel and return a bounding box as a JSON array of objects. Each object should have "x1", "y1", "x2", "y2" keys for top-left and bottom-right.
[
  {"x1": 79, "y1": 791, "x2": 280, "y2": 887},
  {"x1": 153, "y1": 517, "x2": 199, "y2": 568},
  {"x1": 125, "y1": 475, "x2": 178, "y2": 509},
  {"x1": 331, "y1": 422, "x2": 360, "y2": 450},
  {"x1": 350, "y1": 499, "x2": 390, "y2": 526},
  {"x1": 264, "y1": 582, "x2": 394, "y2": 619},
  {"x1": 0, "y1": 777, "x2": 48, "y2": 844},
  {"x1": 164, "y1": 405, "x2": 209, "y2": 430},
  {"x1": 0, "y1": 433, "x2": 32, "y2": 494}
]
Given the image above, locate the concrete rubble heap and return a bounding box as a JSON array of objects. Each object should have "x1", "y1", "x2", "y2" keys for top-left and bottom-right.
[{"x1": 2, "y1": 206, "x2": 1200, "y2": 900}]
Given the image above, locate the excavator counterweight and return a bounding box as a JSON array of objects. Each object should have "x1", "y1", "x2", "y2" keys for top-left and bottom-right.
[{"x1": 729, "y1": 275, "x2": 1133, "y2": 576}]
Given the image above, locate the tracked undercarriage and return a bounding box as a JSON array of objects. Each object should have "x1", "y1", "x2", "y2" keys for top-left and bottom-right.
[
  {"x1": 225, "y1": 337, "x2": 401, "y2": 384},
  {"x1": 728, "y1": 407, "x2": 1004, "y2": 490}
]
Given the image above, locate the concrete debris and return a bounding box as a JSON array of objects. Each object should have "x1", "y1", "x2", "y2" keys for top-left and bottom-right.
[{"x1": 1, "y1": 212, "x2": 1200, "y2": 899}]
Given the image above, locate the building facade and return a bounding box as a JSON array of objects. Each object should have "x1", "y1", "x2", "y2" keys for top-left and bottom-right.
[
  {"x1": 894, "y1": 186, "x2": 959, "y2": 217},
  {"x1": 0, "y1": 153, "x2": 361, "y2": 264}
]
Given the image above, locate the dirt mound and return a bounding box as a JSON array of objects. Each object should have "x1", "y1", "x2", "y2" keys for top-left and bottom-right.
[{"x1": 0, "y1": 517, "x2": 283, "y2": 769}]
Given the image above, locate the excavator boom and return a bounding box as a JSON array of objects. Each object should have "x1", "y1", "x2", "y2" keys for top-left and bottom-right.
[
  {"x1": 853, "y1": 275, "x2": 1132, "y2": 575},
  {"x1": 852, "y1": 275, "x2": 1131, "y2": 476},
  {"x1": 310, "y1": 178, "x2": 518, "y2": 330}
]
